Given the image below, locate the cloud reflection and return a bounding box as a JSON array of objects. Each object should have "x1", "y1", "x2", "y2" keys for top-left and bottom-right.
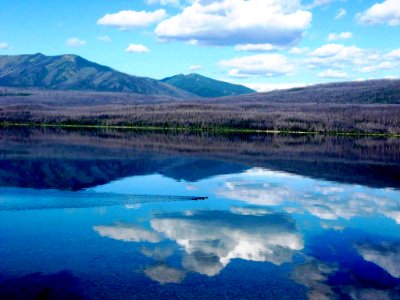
[
  {"x1": 355, "y1": 241, "x2": 400, "y2": 278},
  {"x1": 151, "y1": 209, "x2": 303, "y2": 276},
  {"x1": 93, "y1": 222, "x2": 161, "y2": 243},
  {"x1": 144, "y1": 265, "x2": 186, "y2": 284},
  {"x1": 217, "y1": 176, "x2": 400, "y2": 223}
]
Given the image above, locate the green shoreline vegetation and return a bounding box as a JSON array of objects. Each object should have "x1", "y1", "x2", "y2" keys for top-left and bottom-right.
[{"x1": 2, "y1": 122, "x2": 399, "y2": 138}]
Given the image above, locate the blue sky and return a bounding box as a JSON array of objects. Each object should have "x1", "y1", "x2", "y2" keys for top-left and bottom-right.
[{"x1": 1, "y1": 0, "x2": 400, "y2": 91}]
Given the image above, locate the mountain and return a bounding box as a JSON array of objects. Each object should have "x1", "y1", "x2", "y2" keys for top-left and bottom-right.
[
  {"x1": 0, "y1": 53, "x2": 191, "y2": 98},
  {"x1": 216, "y1": 79, "x2": 400, "y2": 104},
  {"x1": 161, "y1": 73, "x2": 255, "y2": 97}
]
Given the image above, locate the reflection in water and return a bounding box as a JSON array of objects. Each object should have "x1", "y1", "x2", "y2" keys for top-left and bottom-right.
[
  {"x1": 292, "y1": 260, "x2": 338, "y2": 300},
  {"x1": 94, "y1": 222, "x2": 162, "y2": 243},
  {"x1": 93, "y1": 208, "x2": 303, "y2": 277},
  {"x1": 355, "y1": 241, "x2": 400, "y2": 278},
  {"x1": 1, "y1": 128, "x2": 400, "y2": 299},
  {"x1": 151, "y1": 209, "x2": 303, "y2": 276},
  {"x1": 1, "y1": 127, "x2": 400, "y2": 190},
  {"x1": 144, "y1": 265, "x2": 186, "y2": 285},
  {"x1": 0, "y1": 271, "x2": 85, "y2": 300},
  {"x1": 217, "y1": 168, "x2": 400, "y2": 222},
  {"x1": 293, "y1": 257, "x2": 400, "y2": 300}
]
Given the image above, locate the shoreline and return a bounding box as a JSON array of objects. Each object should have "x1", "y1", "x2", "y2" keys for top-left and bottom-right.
[{"x1": 1, "y1": 122, "x2": 399, "y2": 138}]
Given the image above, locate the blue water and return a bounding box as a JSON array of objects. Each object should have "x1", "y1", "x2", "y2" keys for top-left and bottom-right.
[{"x1": 0, "y1": 129, "x2": 400, "y2": 299}]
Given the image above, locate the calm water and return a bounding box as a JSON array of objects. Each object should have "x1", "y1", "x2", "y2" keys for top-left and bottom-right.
[{"x1": 1, "y1": 128, "x2": 400, "y2": 299}]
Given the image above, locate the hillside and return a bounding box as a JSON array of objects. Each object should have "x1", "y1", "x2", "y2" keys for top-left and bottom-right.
[
  {"x1": 215, "y1": 79, "x2": 400, "y2": 104},
  {"x1": 0, "y1": 53, "x2": 191, "y2": 98},
  {"x1": 161, "y1": 73, "x2": 255, "y2": 97}
]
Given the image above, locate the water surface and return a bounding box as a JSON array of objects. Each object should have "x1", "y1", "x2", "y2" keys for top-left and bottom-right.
[{"x1": 0, "y1": 128, "x2": 400, "y2": 299}]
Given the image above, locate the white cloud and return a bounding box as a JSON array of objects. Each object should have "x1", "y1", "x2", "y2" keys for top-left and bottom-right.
[
  {"x1": 335, "y1": 8, "x2": 346, "y2": 20},
  {"x1": 234, "y1": 43, "x2": 281, "y2": 52},
  {"x1": 220, "y1": 54, "x2": 295, "y2": 78},
  {"x1": 360, "y1": 61, "x2": 395, "y2": 73},
  {"x1": 146, "y1": 0, "x2": 180, "y2": 6},
  {"x1": 97, "y1": 35, "x2": 111, "y2": 43},
  {"x1": 386, "y1": 49, "x2": 400, "y2": 59},
  {"x1": 93, "y1": 222, "x2": 161, "y2": 243},
  {"x1": 97, "y1": 9, "x2": 167, "y2": 29},
  {"x1": 318, "y1": 69, "x2": 348, "y2": 78},
  {"x1": 0, "y1": 42, "x2": 8, "y2": 50},
  {"x1": 125, "y1": 43, "x2": 150, "y2": 53},
  {"x1": 304, "y1": 0, "x2": 334, "y2": 9},
  {"x1": 289, "y1": 47, "x2": 309, "y2": 54},
  {"x1": 155, "y1": 0, "x2": 312, "y2": 47},
  {"x1": 307, "y1": 44, "x2": 368, "y2": 69},
  {"x1": 188, "y1": 64, "x2": 202, "y2": 71},
  {"x1": 327, "y1": 32, "x2": 352, "y2": 41},
  {"x1": 244, "y1": 83, "x2": 307, "y2": 92},
  {"x1": 358, "y1": 0, "x2": 400, "y2": 26},
  {"x1": 66, "y1": 38, "x2": 86, "y2": 48}
]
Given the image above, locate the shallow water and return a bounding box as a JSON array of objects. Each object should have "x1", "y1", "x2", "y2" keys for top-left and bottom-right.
[{"x1": 0, "y1": 128, "x2": 400, "y2": 299}]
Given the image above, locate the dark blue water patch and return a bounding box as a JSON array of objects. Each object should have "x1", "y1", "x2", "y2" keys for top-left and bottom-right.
[
  {"x1": 302, "y1": 228, "x2": 400, "y2": 298},
  {"x1": 0, "y1": 271, "x2": 87, "y2": 300}
]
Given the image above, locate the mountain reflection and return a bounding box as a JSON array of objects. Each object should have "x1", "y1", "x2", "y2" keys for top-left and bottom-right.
[
  {"x1": 94, "y1": 208, "x2": 303, "y2": 278},
  {"x1": 1, "y1": 127, "x2": 399, "y2": 190}
]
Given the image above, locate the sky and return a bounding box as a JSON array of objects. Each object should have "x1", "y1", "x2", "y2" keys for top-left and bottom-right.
[{"x1": 1, "y1": 0, "x2": 400, "y2": 91}]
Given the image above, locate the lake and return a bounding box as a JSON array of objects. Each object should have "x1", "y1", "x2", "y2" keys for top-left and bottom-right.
[{"x1": 0, "y1": 127, "x2": 400, "y2": 299}]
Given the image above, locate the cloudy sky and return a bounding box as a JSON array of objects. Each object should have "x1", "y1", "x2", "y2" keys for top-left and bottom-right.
[{"x1": 1, "y1": 0, "x2": 400, "y2": 91}]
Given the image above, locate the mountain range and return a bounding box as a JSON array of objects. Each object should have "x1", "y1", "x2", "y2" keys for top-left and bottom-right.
[
  {"x1": 161, "y1": 73, "x2": 255, "y2": 97},
  {"x1": 0, "y1": 53, "x2": 253, "y2": 98}
]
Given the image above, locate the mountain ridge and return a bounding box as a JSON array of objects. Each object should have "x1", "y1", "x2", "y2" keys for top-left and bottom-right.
[
  {"x1": 161, "y1": 73, "x2": 255, "y2": 97},
  {"x1": 0, "y1": 53, "x2": 192, "y2": 98}
]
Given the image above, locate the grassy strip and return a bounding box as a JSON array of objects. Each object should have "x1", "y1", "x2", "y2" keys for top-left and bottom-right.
[{"x1": 1, "y1": 122, "x2": 400, "y2": 138}]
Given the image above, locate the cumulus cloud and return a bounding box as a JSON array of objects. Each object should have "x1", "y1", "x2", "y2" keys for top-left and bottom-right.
[
  {"x1": 97, "y1": 9, "x2": 167, "y2": 29},
  {"x1": 0, "y1": 42, "x2": 9, "y2": 50},
  {"x1": 244, "y1": 82, "x2": 307, "y2": 92},
  {"x1": 357, "y1": 0, "x2": 400, "y2": 26},
  {"x1": 289, "y1": 47, "x2": 309, "y2": 54},
  {"x1": 155, "y1": 0, "x2": 312, "y2": 47},
  {"x1": 146, "y1": 0, "x2": 180, "y2": 6},
  {"x1": 360, "y1": 61, "x2": 395, "y2": 73},
  {"x1": 188, "y1": 64, "x2": 202, "y2": 71},
  {"x1": 318, "y1": 69, "x2": 348, "y2": 78},
  {"x1": 335, "y1": 8, "x2": 347, "y2": 20},
  {"x1": 144, "y1": 265, "x2": 186, "y2": 284},
  {"x1": 327, "y1": 32, "x2": 352, "y2": 41},
  {"x1": 151, "y1": 209, "x2": 303, "y2": 276},
  {"x1": 234, "y1": 43, "x2": 281, "y2": 52},
  {"x1": 386, "y1": 49, "x2": 400, "y2": 59},
  {"x1": 219, "y1": 54, "x2": 295, "y2": 78},
  {"x1": 304, "y1": 0, "x2": 334, "y2": 9},
  {"x1": 93, "y1": 222, "x2": 161, "y2": 243},
  {"x1": 66, "y1": 38, "x2": 86, "y2": 48},
  {"x1": 125, "y1": 43, "x2": 150, "y2": 53},
  {"x1": 97, "y1": 35, "x2": 111, "y2": 43},
  {"x1": 307, "y1": 43, "x2": 372, "y2": 70}
]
